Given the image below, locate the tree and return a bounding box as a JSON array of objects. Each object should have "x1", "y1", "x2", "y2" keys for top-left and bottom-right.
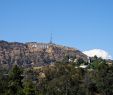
[
  {"x1": 23, "y1": 80, "x2": 36, "y2": 95},
  {"x1": 77, "y1": 58, "x2": 85, "y2": 66},
  {"x1": 96, "y1": 65, "x2": 113, "y2": 95},
  {"x1": 62, "y1": 55, "x2": 69, "y2": 64},
  {"x1": 6, "y1": 65, "x2": 23, "y2": 95},
  {"x1": 0, "y1": 73, "x2": 8, "y2": 95}
]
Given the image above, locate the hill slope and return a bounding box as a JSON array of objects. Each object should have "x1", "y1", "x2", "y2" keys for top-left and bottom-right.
[{"x1": 0, "y1": 40, "x2": 88, "y2": 67}]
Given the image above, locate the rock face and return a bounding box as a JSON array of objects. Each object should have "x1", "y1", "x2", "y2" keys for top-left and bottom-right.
[{"x1": 0, "y1": 40, "x2": 88, "y2": 67}]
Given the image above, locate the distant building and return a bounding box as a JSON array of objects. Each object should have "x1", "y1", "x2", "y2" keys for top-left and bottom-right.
[{"x1": 79, "y1": 65, "x2": 88, "y2": 68}]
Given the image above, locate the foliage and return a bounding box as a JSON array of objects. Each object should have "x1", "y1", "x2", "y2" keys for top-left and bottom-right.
[
  {"x1": 23, "y1": 80, "x2": 36, "y2": 95},
  {"x1": 0, "y1": 57, "x2": 113, "y2": 95},
  {"x1": 6, "y1": 65, "x2": 24, "y2": 95}
]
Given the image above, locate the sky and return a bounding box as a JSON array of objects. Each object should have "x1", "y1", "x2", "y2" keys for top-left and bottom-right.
[{"x1": 0, "y1": 0, "x2": 113, "y2": 59}]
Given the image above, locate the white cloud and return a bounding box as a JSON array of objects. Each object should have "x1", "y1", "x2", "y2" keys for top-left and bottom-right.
[{"x1": 83, "y1": 49, "x2": 112, "y2": 59}]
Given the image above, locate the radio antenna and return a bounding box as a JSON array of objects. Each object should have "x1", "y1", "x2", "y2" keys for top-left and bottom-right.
[{"x1": 50, "y1": 32, "x2": 53, "y2": 44}]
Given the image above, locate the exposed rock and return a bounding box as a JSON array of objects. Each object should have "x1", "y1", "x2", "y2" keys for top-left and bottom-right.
[{"x1": 0, "y1": 40, "x2": 88, "y2": 68}]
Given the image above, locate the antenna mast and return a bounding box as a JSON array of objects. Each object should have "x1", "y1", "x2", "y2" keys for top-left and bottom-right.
[{"x1": 50, "y1": 32, "x2": 53, "y2": 44}]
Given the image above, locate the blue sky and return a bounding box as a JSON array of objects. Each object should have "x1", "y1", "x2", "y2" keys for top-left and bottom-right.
[{"x1": 0, "y1": 0, "x2": 113, "y2": 58}]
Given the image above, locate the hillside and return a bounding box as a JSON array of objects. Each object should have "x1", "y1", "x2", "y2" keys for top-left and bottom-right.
[
  {"x1": 0, "y1": 40, "x2": 88, "y2": 68},
  {"x1": 0, "y1": 40, "x2": 113, "y2": 95}
]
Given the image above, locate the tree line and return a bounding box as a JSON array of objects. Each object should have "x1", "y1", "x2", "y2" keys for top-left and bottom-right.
[{"x1": 0, "y1": 57, "x2": 113, "y2": 95}]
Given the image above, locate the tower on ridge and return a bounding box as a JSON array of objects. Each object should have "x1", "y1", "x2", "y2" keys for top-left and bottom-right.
[{"x1": 50, "y1": 32, "x2": 53, "y2": 44}]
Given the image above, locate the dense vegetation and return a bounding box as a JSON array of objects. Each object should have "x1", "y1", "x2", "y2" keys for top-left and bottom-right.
[{"x1": 0, "y1": 57, "x2": 113, "y2": 95}]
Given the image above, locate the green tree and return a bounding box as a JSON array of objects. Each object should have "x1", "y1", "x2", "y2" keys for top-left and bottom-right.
[
  {"x1": 23, "y1": 80, "x2": 36, "y2": 95},
  {"x1": 96, "y1": 65, "x2": 113, "y2": 95},
  {"x1": 0, "y1": 73, "x2": 8, "y2": 95},
  {"x1": 6, "y1": 65, "x2": 23, "y2": 95}
]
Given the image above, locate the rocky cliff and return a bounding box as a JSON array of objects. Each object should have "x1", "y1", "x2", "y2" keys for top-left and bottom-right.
[{"x1": 0, "y1": 40, "x2": 88, "y2": 68}]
